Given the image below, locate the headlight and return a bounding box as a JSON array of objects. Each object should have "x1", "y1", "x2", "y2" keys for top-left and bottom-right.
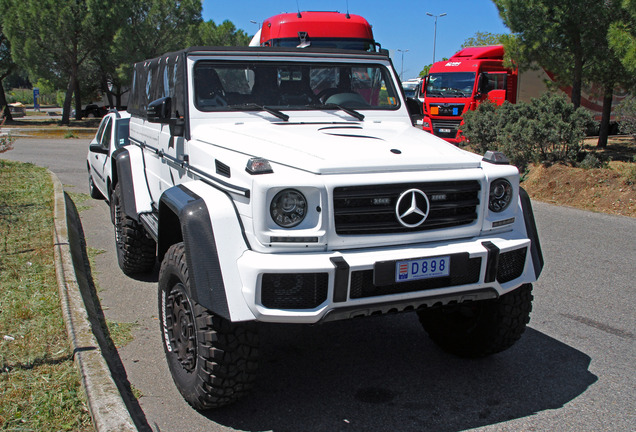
[
  {"x1": 489, "y1": 179, "x2": 513, "y2": 212},
  {"x1": 270, "y1": 189, "x2": 307, "y2": 228}
]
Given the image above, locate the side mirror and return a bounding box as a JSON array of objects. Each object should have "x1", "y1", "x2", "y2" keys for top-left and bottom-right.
[
  {"x1": 406, "y1": 97, "x2": 424, "y2": 125},
  {"x1": 89, "y1": 143, "x2": 109, "y2": 155},
  {"x1": 406, "y1": 97, "x2": 423, "y2": 116},
  {"x1": 147, "y1": 97, "x2": 172, "y2": 123},
  {"x1": 477, "y1": 73, "x2": 489, "y2": 97}
]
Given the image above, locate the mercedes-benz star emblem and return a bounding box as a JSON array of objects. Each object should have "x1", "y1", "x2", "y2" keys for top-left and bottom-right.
[{"x1": 395, "y1": 189, "x2": 430, "y2": 228}]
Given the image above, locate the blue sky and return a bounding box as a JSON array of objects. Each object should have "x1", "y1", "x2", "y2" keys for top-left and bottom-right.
[{"x1": 201, "y1": 0, "x2": 509, "y2": 80}]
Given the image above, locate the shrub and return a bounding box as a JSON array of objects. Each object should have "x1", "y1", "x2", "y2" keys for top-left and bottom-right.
[
  {"x1": 577, "y1": 152, "x2": 608, "y2": 170},
  {"x1": 462, "y1": 94, "x2": 594, "y2": 170},
  {"x1": 615, "y1": 96, "x2": 636, "y2": 140}
]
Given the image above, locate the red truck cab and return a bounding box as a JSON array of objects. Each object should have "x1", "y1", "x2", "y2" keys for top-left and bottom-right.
[
  {"x1": 251, "y1": 11, "x2": 376, "y2": 51},
  {"x1": 422, "y1": 45, "x2": 517, "y2": 144}
]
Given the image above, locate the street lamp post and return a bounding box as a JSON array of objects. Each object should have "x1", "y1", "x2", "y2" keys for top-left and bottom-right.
[
  {"x1": 426, "y1": 12, "x2": 447, "y2": 63},
  {"x1": 397, "y1": 49, "x2": 409, "y2": 81}
]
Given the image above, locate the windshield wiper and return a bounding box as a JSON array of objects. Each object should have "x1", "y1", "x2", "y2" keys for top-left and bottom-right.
[
  {"x1": 228, "y1": 103, "x2": 289, "y2": 121},
  {"x1": 307, "y1": 103, "x2": 365, "y2": 121},
  {"x1": 447, "y1": 89, "x2": 468, "y2": 97}
]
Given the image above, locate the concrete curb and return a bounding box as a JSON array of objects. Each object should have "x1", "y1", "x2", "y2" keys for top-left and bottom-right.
[{"x1": 51, "y1": 171, "x2": 137, "y2": 432}]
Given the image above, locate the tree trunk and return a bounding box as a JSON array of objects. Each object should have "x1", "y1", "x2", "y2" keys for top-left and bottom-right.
[
  {"x1": 73, "y1": 71, "x2": 82, "y2": 120},
  {"x1": 0, "y1": 67, "x2": 14, "y2": 122},
  {"x1": 0, "y1": 80, "x2": 13, "y2": 123},
  {"x1": 571, "y1": 53, "x2": 583, "y2": 109},
  {"x1": 61, "y1": 77, "x2": 74, "y2": 125},
  {"x1": 597, "y1": 84, "x2": 614, "y2": 148}
]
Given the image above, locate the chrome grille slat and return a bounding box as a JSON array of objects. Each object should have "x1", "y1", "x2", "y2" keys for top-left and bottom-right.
[{"x1": 334, "y1": 180, "x2": 480, "y2": 235}]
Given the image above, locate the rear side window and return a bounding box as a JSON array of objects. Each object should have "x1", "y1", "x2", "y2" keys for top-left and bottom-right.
[{"x1": 115, "y1": 119, "x2": 130, "y2": 149}]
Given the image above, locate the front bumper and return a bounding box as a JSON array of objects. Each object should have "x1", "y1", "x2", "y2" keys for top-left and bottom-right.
[{"x1": 237, "y1": 234, "x2": 537, "y2": 324}]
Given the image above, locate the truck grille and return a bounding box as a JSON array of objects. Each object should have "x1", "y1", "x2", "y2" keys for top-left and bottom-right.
[
  {"x1": 431, "y1": 119, "x2": 462, "y2": 139},
  {"x1": 429, "y1": 103, "x2": 465, "y2": 117},
  {"x1": 333, "y1": 181, "x2": 480, "y2": 235}
]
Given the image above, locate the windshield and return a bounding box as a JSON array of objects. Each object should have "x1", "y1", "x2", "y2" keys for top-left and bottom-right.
[
  {"x1": 426, "y1": 72, "x2": 476, "y2": 98},
  {"x1": 402, "y1": 82, "x2": 419, "y2": 98},
  {"x1": 271, "y1": 38, "x2": 376, "y2": 52},
  {"x1": 193, "y1": 61, "x2": 400, "y2": 112}
]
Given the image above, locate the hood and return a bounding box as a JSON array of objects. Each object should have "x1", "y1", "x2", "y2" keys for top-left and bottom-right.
[{"x1": 193, "y1": 121, "x2": 482, "y2": 174}]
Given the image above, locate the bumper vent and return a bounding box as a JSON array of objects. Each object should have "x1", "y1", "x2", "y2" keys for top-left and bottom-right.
[
  {"x1": 334, "y1": 181, "x2": 480, "y2": 235},
  {"x1": 261, "y1": 273, "x2": 328, "y2": 309},
  {"x1": 350, "y1": 257, "x2": 482, "y2": 299},
  {"x1": 497, "y1": 248, "x2": 527, "y2": 283}
]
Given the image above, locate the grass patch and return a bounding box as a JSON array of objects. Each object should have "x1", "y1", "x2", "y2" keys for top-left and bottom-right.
[
  {"x1": 106, "y1": 321, "x2": 136, "y2": 349},
  {"x1": 0, "y1": 159, "x2": 93, "y2": 431},
  {"x1": 66, "y1": 191, "x2": 92, "y2": 213}
]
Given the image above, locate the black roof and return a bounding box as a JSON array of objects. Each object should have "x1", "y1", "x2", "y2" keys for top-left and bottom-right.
[{"x1": 135, "y1": 46, "x2": 390, "y2": 67}]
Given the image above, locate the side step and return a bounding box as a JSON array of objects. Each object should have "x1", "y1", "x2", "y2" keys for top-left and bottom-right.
[{"x1": 139, "y1": 212, "x2": 159, "y2": 241}]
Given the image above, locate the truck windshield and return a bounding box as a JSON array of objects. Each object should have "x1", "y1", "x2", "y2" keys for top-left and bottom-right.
[
  {"x1": 270, "y1": 38, "x2": 376, "y2": 52},
  {"x1": 426, "y1": 72, "x2": 476, "y2": 98},
  {"x1": 193, "y1": 61, "x2": 400, "y2": 112}
]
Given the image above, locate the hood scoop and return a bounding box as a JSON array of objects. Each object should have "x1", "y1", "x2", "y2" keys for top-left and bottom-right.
[{"x1": 318, "y1": 125, "x2": 383, "y2": 140}]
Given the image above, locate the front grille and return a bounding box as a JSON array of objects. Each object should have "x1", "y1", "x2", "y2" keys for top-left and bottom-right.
[
  {"x1": 497, "y1": 248, "x2": 527, "y2": 283},
  {"x1": 333, "y1": 181, "x2": 480, "y2": 235},
  {"x1": 261, "y1": 273, "x2": 328, "y2": 309},
  {"x1": 429, "y1": 104, "x2": 465, "y2": 117},
  {"x1": 431, "y1": 119, "x2": 462, "y2": 139},
  {"x1": 350, "y1": 257, "x2": 482, "y2": 299}
]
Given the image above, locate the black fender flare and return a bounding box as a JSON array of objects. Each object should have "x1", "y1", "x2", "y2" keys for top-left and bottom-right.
[
  {"x1": 113, "y1": 148, "x2": 139, "y2": 220},
  {"x1": 159, "y1": 185, "x2": 231, "y2": 320},
  {"x1": 519, "y1": 187, "x2": 544, "y2": 280}
]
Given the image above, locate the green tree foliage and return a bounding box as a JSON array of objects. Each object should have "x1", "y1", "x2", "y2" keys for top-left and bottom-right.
[
  {"x1": 195, "y1": 19, "x2": 251, "y2": 47},
  {"x1": 461, "y1": 31, "x2": 506, "y2": 48},
  {"x1": 616, "y1": 96, "x2": 636, "y2": 140},
  {"x1": 584, "y1": 0, "x2": 635, "y2": 147},
  {"x1": 104, "y1": 0, "x2": 203, "y2": 108},
  {"x1": 608, "y1": 0, "x2": 636, "y2": 74},
  {"x1": 462, "y1": 94, "x2": 593, "y2": 170},
  {"x1": 493, "y1": 0, "x2": 600, "y2": 109},
  {"x1": 2, "y1": 0, "x2": 121, "y2": 124}
]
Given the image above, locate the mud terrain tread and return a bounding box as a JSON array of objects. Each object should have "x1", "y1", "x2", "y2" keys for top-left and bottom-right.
[
  {"x1": 113, "y1": 183, "x2": 156, "y2": 275},
  {"x1": 159, "y1": 243, "x2": 259, "y2": 410},
  {"x1": 418, "y1": 284, "x2": 533, "y2": 358}
]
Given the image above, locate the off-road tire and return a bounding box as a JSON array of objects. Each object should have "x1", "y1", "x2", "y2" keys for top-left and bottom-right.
[
  {"x1": 112, "y1": 182, "x2": 156, "y2": 275},
  {"x1": 159, "y1": 242, "x2": 259, "y2": 410},
  {"x1": 417, "y1": 284, "x2": 533, "y2": 358}
]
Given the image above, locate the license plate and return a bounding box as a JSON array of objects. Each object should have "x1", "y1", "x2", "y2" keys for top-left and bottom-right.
[
  {"x1": 395, "y1": 256, "x2": 450, "y2": 283},
  {"x1": 439, "y1": 128, "x2": 451, "y2": 133}
]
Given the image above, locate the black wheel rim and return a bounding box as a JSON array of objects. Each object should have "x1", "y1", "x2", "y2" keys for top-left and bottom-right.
[{"x1": 166, "y1": 283, "x2": 197, "y2": 372}]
